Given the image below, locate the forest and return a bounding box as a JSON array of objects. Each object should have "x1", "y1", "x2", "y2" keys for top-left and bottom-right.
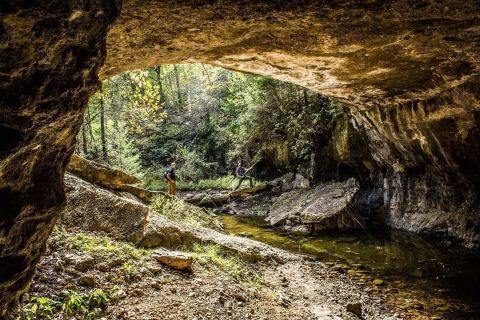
[{"x1": 76, "y1": 64, "x2": 341, "y2": 190}]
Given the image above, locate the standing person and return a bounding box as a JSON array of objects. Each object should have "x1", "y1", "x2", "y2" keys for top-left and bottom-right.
[
  {"x1": 165, "y1": 162, "x2": 177, "y2": 195},
  {"x1": 234, "y1": 160, "x2": 254, "y2": 190}
]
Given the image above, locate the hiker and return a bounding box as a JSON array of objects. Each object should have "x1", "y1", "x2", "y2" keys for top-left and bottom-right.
[
  {"x1": 165, "y1": 162, "x2": 177, "y2": 195},
  {"x1": 234, "y1": 159, "x2": 254, "y2": 190}
]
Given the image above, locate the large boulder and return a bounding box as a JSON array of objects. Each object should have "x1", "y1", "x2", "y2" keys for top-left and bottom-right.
[
  {"x1": 267, "y1": 178, "x2": 363, "y2": 231},
  {"x1": 61, "y1": 174, "x2": 148, "y2": 243}
]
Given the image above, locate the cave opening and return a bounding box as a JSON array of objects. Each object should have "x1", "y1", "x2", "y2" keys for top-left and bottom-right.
[
  {"x1": 2, "y1": 0, "x2": 480, "y2": 318},
  {"x1": 23, "y1": 63, "x2": 480, "y2": 319}
]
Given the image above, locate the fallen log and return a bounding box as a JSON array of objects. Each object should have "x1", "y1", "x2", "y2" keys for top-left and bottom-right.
[{"x1": 185, "y1": 184, "x2": 272, "y2": 207}]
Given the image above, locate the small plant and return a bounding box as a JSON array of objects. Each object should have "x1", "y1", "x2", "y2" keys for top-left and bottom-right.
[
  {"x1": 121, "y1": 261, "x2": 138, "y2": 278},
  {"x1": 61, "y1": 290, "x2": 86, "y2": 316},
  {"x1": 21, "y1": 296, "x2": 60, "y2": 320},
  {"x1": 108, "y1": 286, "x2": 125, "y2": 302},
  {"x1": 86, "y1": 289, "x2": 109, "y2": 309},
  {"x1": 20, "y1": 288, "x2": 118, "y2": 320},
  {"x1": 189, "y1": 243, "x2": 246, "y2": 281}
]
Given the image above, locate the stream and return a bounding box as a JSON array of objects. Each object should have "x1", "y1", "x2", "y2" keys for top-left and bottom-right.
[{"x1": 221, "y1": 215, "x2": 480, "y2": 318}]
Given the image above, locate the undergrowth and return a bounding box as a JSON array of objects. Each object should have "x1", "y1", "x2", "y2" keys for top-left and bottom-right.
[
  {"x1": 187, "y1": 243, "x2": 263, "y2": 288},
  {"x1": 52, "y1": 227, "x2": 152, "y2": 261},
  {"x1": 19, "y1": 287, "x2": 122, "y2": 320}
]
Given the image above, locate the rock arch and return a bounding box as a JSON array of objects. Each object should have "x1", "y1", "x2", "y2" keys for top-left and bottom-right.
[{"x1": 1, "y1": 0, "x2": 480, "y2": 314}]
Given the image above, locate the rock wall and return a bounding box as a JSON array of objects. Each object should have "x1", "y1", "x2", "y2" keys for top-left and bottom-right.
[
  {"x1": 333, "y1": 78, "x2": 480, "y2": 245},
  {"x1": 0, "y1": 0, "x2": 119, "y2": 315}
]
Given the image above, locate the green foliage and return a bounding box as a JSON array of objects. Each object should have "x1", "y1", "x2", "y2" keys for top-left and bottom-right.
[
  {"x1": 120, "y1": 261, "x2": 139, "y2": 279},
  {"x1": 86, "y1": 289, "x2": 109, "y2": 309},
  {"x1": 149, "y1": 195, "x2": 223, "y2": 230},
  {"x1": 21, "y1": 289, "x2": 114, "y2": 320},
  {"x1": 61, "y1": 290, "x2": 86, "y2": 316},
  {"x1": 108, "y1": 286, "x2": 124, "y2": 302},
  {"x1": 21, "y1": 296, "x2": 59, "y2": 320},
  {"x1": 77, "y1": 63, "x2": 341, "y2": 184},
  {"x1": 188, "y1": 243, "x2": 265, "y2": 288},
  {"x1": 174, "y1": 145, "x2": 219, "y2": 182}
]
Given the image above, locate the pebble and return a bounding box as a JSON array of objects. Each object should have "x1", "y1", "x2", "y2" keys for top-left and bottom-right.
[
  {"x1": 79, "y1": 274, "x2": 96, "y2": 287},
  {"x1": 346, "y1": 302, "x2": 362, "y2": 318}
]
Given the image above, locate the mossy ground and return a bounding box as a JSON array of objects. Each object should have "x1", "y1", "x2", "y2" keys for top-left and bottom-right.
[{"x1": 149, "y1": 195, "x2": 223, "y2": 230}]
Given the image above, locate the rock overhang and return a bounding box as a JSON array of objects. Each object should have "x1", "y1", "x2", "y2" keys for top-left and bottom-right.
[{"x1": 101, "y1": 0, "x2": 480, "y2": 108}]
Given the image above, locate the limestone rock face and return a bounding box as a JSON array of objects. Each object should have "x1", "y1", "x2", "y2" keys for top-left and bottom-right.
[
  {"x1": 104, "y1": 0, "x2": 480, "y2": 108},
  {"x1": 333, "y1": 87, "x2": 480, "y2": 245}
]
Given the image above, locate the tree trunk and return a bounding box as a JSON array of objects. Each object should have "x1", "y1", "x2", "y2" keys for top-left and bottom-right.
[
  {"x1": 155, "y1": 65, "x2": 166, "y2": 104},
  {"x1": 99, "y1": 86, "x2": 108, "y2": 162},
  {"x1": 303, "y1": 87, "x2": 309, "y2": 107},
  {"x1": 81, "y1": 125, "x2": 88, "y2": 156},
  {"x1": 173, "y1": 65, "x2": 183, "y2": 106},
  {"x1": 87, "y1": 107, "x2": 99, "y2": 159}
]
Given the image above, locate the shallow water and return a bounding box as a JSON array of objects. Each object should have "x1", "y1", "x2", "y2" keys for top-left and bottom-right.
[{"x1": 221, "y1": 215, "x2": 480, "y2": 319}]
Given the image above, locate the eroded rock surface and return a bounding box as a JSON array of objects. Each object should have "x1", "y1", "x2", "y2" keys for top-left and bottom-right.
[
  {"x1": 104, "y1": 0, "x2": 480, "y2": 108},
  {"x1": 153, "y1": 249, "x2": 193, "y2": 271},
  {"x1": 67, "y1": 154, "x2": 141, "y2": 189}
]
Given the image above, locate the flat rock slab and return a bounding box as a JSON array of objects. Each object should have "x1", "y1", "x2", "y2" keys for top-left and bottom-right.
[
  {"x1": 67, "y1": 154, "x2": 140, "y2": 189},
  {"x1": 153, "y1": 249, "x2": 193, "y2": 271},
  {"x1": 268, "y1": 178, "x2": 361, "y2": 229}
]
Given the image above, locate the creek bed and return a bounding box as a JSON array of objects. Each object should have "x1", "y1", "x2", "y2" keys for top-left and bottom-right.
[{"x1": 221, "y1": 215, "x2": 480, "y2": 319}]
